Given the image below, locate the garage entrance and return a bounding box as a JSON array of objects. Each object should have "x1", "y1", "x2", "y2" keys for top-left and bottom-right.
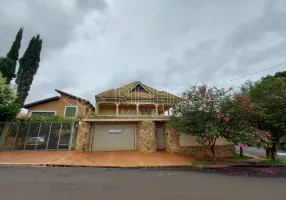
[{"x1": 92, "y1": 124, "x2": 136, "y2": 151}]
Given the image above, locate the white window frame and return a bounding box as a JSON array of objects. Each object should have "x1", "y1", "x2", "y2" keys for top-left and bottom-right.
[
  {"x1": 64, "y1": 106, "x2": 78, "y2": 118},
  {"x1": 29, "y1": 111, "x2": 57, "y2": 117}
]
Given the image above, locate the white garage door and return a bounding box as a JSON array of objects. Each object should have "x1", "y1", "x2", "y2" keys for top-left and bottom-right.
[{"x1": 92, "y1": 124, "x2": 136, "y2": 151}]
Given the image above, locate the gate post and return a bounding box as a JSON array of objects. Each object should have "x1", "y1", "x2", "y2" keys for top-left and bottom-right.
[
  {"x1": 45, "y1": 123, "x2": 53, "y2": 150},
  {"x1": 75, "y1": 121, "x2": 91, "y2": 152},
  {"x1": 68, "y1": 122, "x2": 75, "y2": 151},
  {"x1": 23, "y1": 122, "x2": 31, "y2": 150}
]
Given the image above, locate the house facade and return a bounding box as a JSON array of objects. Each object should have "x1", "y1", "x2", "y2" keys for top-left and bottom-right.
[
  {"x1": 95, "y1": 81, "x2": 175, "y2": 117},
  {"x1": 75, "y1": 81, "x2": 236, "y2": 158},
  {"x1": 23, "y1": 89, "x2": 95, "y2": 118}
]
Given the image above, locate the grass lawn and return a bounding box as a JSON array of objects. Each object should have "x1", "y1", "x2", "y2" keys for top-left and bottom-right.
[
  {"x1": 260, "y1": 159, "x2": 286, "y2": 165},
  {"x1": 224, "y1": 153, "x2": 254, "y2": 160}
]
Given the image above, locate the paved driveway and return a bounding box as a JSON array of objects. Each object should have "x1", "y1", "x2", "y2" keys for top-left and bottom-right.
[
  {"x1": 0, "y1": 166, "x2": 285, "y2": 200},
  {"x1": 0, "y1": 151, "x2": 194, "y2": 167},
  {"x1": 235, "y1": 146, "x2": 286, "y2": 160}
]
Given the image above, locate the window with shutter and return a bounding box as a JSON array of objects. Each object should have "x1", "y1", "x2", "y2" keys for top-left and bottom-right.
[{"x1": 64, "y1": 106, "x2": 77, "y2": 117}]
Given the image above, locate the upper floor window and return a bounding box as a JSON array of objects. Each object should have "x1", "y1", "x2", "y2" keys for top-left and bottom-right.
[{"x1": 64, "y1": 106, "x2": 77, "y2": 117}]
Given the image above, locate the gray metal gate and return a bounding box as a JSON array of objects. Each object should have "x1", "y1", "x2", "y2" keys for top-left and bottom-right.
[
  {"x1": 156, "y1": 127, "x2": 165, "y2": 150},
  {"x1": 0, "y1": 122, "x2": 76, "y2": 151},
  {"x1": 92, "y1": 124, "x2": 136, "y2": 151}
]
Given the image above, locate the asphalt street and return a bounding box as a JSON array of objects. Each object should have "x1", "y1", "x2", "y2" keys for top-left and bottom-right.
[
  {"x1": 235, "y1": 146, "x2": 286, "y2": 160},
  {"x1": 0, "y1": 166, "x2": 285, "y2": 200}
]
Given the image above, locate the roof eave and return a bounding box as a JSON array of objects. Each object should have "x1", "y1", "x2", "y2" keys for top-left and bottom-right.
[{"x1": 23, "y1": 96, "x2": 60, "y2": 109}]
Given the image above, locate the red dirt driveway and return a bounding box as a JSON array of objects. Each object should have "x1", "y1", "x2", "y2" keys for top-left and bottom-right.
[{"x1": 0, "y1": 151, "x2": 194, "y2": 167}]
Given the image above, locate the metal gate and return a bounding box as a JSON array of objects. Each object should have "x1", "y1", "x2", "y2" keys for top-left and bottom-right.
[
  {"x1": 156, "y1": 127, "x2": 165, "y2": 150},
  {"x1": 0, "y1": 122, "x2": 76, "y2": 151},
  {"x1": 92, "y1": 124, "x2": 136, "y2": 151}
]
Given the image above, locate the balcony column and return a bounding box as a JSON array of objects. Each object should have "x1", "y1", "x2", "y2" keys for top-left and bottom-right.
[
  {"x1": 155, "y1": 104, "x2": 158, "y2": 116},
  {"x1": 162, "y1": 104, "x2": 165, "y2": 116},
  {"x1": 136, "y1": 104, "x2": 139, "y2": 116},
  {"x1": 116, "y1": 103, "x2": 119, "y2": 116},
  {"x1": 95, "y1": 103, "x2": 99, "y2": 115}
]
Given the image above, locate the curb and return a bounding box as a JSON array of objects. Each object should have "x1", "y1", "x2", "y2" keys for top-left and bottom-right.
[{"x1": 0, "y1": 163, "x2": 285, "y2": 169}]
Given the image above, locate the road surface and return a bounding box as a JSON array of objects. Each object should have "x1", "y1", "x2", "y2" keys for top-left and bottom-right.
[
  {"x1": 235, "y1": 146, "x2": 286, "y2": 160},
  {"x1": 0, "y1": 166, "x2": 285, "y2": 200}
]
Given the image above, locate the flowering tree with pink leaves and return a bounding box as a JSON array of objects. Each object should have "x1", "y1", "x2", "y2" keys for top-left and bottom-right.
[{"x1": 169, "y1": 85, "x2": 270, "y2": 161}]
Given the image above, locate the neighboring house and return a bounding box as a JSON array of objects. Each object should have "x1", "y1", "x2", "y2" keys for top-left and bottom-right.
[
  {"x1": 23, "y1": 89, "x2": 95, "y2": 118},
  {"x1": 95, "y1": 81, "x2": 178, "y2": 117},
  {"x1": 75, "y1": 81, "x2": 236, "y2": 157},
  {"x1": 16, "y1": 112, "x2": 28, "y2": 118}
]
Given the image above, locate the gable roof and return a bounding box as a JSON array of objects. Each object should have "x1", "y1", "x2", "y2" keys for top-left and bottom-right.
[
  {"x1": 23, "y1": 90, "x2": 95, "y2": 109},
  {"x1": 96, "y1": 81, "x2": 179, "y2": 101},
  {"x1": 55, "y1": 89, "x2": 95, "y2": 109},
  {"x1": 23, "y1": 96, "x2": 60, "y2": 109},
  {"x1": 129, "y1": 81, "x2": 149, "y2": 93}
]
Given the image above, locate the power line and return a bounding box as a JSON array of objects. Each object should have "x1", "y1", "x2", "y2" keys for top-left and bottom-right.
[{"x1": 222, "y1": 61, "x2": 286, "y2": 83}]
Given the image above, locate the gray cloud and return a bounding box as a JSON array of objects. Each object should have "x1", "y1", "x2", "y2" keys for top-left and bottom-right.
[{"x1": 1, "y1": 0, "x2": 286, "y2": 106}]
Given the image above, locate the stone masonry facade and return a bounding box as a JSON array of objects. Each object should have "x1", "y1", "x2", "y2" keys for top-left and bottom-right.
[
  {"x1": 75, "y1": 120, "x2": 235, "y2": 157},
  {"x1": 75, "y1": 122, "x2": 92, "y2": 152},
  {"x1": 137, "y1": 121, "x2": 157, "y2": 153},
  {"x1": 164, "y1": 125, "x2": 236, "y2": 158}
]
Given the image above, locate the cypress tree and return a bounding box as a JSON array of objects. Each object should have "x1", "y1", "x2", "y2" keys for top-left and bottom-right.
[
  {"x1": 16, "y1": 35, "x2": 43, "y2": 106},
  {"x1": 0, "y1": 28, "x2": 23, "y2": 84},
  {"x1": 0, "y1": 57, "x2": 15, "y2": 83},
  {"x1": 7, "y1": 27, "x2": 23, "y2": 62}
]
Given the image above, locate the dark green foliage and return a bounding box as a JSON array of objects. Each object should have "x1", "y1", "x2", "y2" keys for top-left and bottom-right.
[
  {"x1": 241, "y1": 73, "x2": 286, "y2": 160},
  {"x1": 16, "y1": 35, "x2": 43, "y2": 106},
  {"x1": 0, "y1": 57, "x2": 15, "y2": 84},
  {"x1": 274, "y1": 71, "x2": 286, "y2": 78},
  {"x1": 262, "y1": 71, "x2": 286, "y2": 80},
  {"x1": 6, "y1": 27, "x2": 23, "y2": 62},
  {"x1": 248, "y1": 76, "x2": 286, "y2": 142},
  {"x1": 2, "y1": 28, "x2": 24, "y2": 84}
]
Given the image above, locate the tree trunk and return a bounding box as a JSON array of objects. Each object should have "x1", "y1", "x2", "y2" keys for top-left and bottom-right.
[
  {"x1": 266, "y1": 148, "x2": 271, "y2": 158},
  {"x1": 210, "y1": 145, "x2": 216, "y2": 162},
  {"x1": 240, "y1": 147, "x2": 243, "y2": 157},
  {"x1": 270, "y1": 142, "x2": 277, "y2": 161}
]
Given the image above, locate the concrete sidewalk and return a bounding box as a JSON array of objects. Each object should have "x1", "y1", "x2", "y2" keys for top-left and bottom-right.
[{"x1": 0, "y1": 151, "x2": 194, "y2": 168}]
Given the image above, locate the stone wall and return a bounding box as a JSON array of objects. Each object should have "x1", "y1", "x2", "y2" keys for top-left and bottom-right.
[
  {"x1": 137, "y1": 121, "x2": 157, "y2": 153},
  {"x1": 164, "y1": 124, "x2": 236, "y2": 158},
  {"x1": 75, "y1": 122, "x2": 92, "y2": 152}
]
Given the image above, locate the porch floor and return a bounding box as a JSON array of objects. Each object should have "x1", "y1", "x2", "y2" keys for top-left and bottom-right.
[{"x1": 0, "y1": 151, "x2": 194, "y2": 167}]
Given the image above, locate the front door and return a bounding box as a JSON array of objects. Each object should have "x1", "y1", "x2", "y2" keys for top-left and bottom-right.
[{"x1": 156, "y1": 127, "x2": 165, "y2": 150}]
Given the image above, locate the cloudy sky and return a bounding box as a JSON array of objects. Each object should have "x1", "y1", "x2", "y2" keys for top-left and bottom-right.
[{"x1": 1, "y1": 0, "x2": 286, "y2": 105}]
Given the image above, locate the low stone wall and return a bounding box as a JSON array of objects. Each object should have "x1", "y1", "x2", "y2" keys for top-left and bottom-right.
[
  {"x1": 75, "y1": 122, "x2": 92, "y2": 152},
  {"x1": 164, "y1": 125, "x2": 236, "y2": 158},
  {"x1": 137, "y1": 121, "x2": 157, "y2": 153}
]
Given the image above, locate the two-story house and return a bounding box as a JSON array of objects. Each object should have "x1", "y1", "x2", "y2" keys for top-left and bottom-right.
[{"x1": 75, "y1": 81, "x2": 236, "y2": 158}]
